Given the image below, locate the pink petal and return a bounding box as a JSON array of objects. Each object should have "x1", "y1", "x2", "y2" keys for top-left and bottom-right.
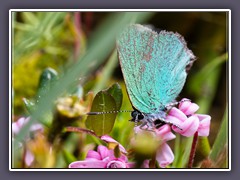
[
  {"x1": 69, "y1": 159, "x2": 106, "y2": 168},
  {"x1": 126, "y1": 162, "x2": 136, "y2": 168},
  {"x1": 197, "y1": 114, "x2": 211, "y2": 136},
  {"x1": 100, "y1": 135, "x2": 127, "y2": 154},
  {"x1": 12, "y1": 117, "x2": 28, "y2": 135},
  {"x1": 179, "y1": 98, "x2": 192, "y2": 109},
  {"x1": 12, "y1": 123, "x2": 20, "y2": 135},
  {"x1": 24, "y1": 149, "x2": 34, "y2": 167},
  {"x1": 155, "y1": 124, "x2": 176, "y2": 142},
  {"x1": 29, "y1": 124, "x2": 43, "y2": 132},
  {"x1": 156, "y1": 143, "x2": 174, "y2": 168},
  {"x1": 173, "y1": 115, "x2": 199, "y2": 137},
  {"x1": 141, "y1": 160, "x2": 150, "y2": 168},
  {"x1": 179, "y1": 99, "x2": 199, "y2": 115},
  {"x1": 179, "y1": 103, "x2": 199, "y2": 116},
  {"x1": 167, "y1": 107, "x2": 187, "y2": 125},
  {"x1": 106, "y1": 160, "x2": 127, "y2": 168},
  {"x1": 12, "y1": 117, "x2": 43, "y2": 135},
  {"x1": 118, "y1": 154, "x2": 128, "y2": 162},
  {"x1": 86, "y1": 150, "x2": 101, "y2": 160},
  {"x1": 97, "y1": 145, "x2": 110, "y2": 160}
]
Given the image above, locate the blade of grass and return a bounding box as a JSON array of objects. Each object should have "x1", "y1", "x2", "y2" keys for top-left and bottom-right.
[
  {"x1": 209, "y1": 105, "x2": 228, "y2": 163},
  {"x1": 92, "y1": 49, "x2": 118, "y2": 94}
]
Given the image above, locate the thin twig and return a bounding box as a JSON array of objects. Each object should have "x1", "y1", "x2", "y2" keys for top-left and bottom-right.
[{"x1": 65, "y1": 126, "x2": 99, "y2": 138}]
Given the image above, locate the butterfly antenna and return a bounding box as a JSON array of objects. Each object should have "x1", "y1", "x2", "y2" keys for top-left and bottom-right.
[{"x1": 87, "y1": 110, "x2": 132, "y2": 115}]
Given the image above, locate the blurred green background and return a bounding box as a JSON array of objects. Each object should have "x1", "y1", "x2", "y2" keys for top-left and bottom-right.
[{"x1": 12, "y1": 11, "x2": 228, "y2": 168}]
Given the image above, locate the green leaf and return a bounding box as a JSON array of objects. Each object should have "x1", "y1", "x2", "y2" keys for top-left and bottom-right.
[
  {"x1": 37, "y1": 68, "x2": 58, "y2": 97},
  {"x1": 104, "y1": 83, "x2": 123, "y2": 110},
  {"x1": 113, "y1": 144, "x2": 121, "y2": 158},
  {"x1": 86, "y1": 91, "x2": 117, "y2": 136},
  {"x1": 62, "y1": 149, "x2": 78, "y2": 165}
]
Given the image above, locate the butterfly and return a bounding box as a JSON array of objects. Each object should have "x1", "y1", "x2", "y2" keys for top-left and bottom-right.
[{"x1": 116, "y1": 24, "x2": 196, "y2": 131}]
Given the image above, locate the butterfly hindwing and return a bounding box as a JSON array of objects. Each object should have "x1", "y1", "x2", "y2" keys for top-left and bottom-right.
[{"x1": 117, "y1": 24, "x2": 195, "y2": 113}]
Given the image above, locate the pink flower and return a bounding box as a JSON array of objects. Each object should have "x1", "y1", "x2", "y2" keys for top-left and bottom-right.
[
  {"x1": 141, "y1": 160, "x2": 150, "y2": 168},
  {"x1": 25, "y1": 149, "x2": 35, "y2": 167},
  {"x1": 69, "y1": 136, "x2": 134, "y2": 168},
  {"x1": 134, "y1": 124, "x2": 175, "y2": 168},
  {"x1": 12, "y1": 117, "x2": 43, "y2": 136},
  {"x1": 155, "y1": 124, "x2": 176, "y2": 142},
  {"x1": 100, "y1": 135, "x2": 127, "y2": 154},
  {"x1": 167, "y1": 99, "x2": 211, "y2": 137},
  {"x1": 12, "y1": 117, "x2": 27, "y2": 135},
  {"x1": 134, "y1": 124, "x2": 176, "y2": 142},
  {"x1": 197, "y1": 114, "x2": 211, "y2": 136},
  {"x1": 141, "y1": 143, "x2": 175, "y2": 168},
  {"x1": 178, "y1": 98, "x2": 199, "y2": 115},
  {"x1": 12, "y1": 117, "x2": 43, "y2": 167},
  {"x1": 156, "y1": 143, "x2": 174, "y2": 168},
  {"x1": 167, "y1": 107, "x2": 199, "y2": 137}
]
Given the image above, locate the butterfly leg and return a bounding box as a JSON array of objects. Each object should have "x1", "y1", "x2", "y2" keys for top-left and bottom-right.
[
  {"x1": 159, "y1": 118, "x2": 183, "y2": 130},
  {"x1": 139, "y1": 119, "x2": 155, "y2": 132}
]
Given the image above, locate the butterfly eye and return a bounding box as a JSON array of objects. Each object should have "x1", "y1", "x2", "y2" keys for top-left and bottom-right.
[
  {"x1": 131, "y1": 111, "x2": 138, "y2": 118},
  {"x1": 131, "y1": 111, "x2": 144, "y2": 120}
]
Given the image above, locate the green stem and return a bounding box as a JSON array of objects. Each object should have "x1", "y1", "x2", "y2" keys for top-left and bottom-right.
[{"x1": 173, "y1": 134, "x2": 181, "y2": 167}]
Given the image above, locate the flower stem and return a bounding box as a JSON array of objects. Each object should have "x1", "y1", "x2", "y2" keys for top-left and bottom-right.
[
  {"x1": 149, "y1": 151, "x2": 156, "y2": 168},
  {"x1": 188, "y1": 132, "x2": 198, "y2": 168},
  {"x1": 65, "y1": 126, "x2": 99, "y2": 138}
]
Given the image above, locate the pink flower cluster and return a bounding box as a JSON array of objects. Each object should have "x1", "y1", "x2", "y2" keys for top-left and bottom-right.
[
  {"x1": 136, "y1": 98, "x2": 211, "y2": 168},
  {"x1": 69, "y1": 135, "x2": 134, "y2": 168},
  {"x1": 69, "y1": 98, "x2": 211, "y2": 169},
  {"x1": 167, "y1": 98, "x2": 211, "y2": 137},
  {"x1": 12, "y1": 117, "x2": 43, "y2": 136}
]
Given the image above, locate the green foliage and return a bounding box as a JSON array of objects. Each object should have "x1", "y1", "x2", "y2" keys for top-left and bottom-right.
[
  {"x1": 12, "y1": 12, "x2": 228, "y2": 169},
  {"x1": 103, "y1": 83, "x2": 123, "y2": 110},
  {"x1": 13, "y1": 12, "x2": 73, "y2": 114},
  {"x1": 13, "y1": 12, "x2": 69, "y2": 61},
  {"x1": 209, "y1": 106, "x2": 228, "y2": 165}
]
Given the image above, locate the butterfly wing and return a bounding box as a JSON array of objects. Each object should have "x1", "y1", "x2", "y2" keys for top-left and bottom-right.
[{"x1": 117, "y1": 24, "x2": 195, "y2": 113}]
